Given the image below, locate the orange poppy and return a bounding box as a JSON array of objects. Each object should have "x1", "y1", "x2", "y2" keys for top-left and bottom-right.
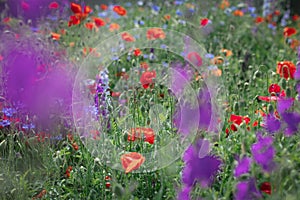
[
  {"x1": 220, "y1": 49, "x2": 233, "y2": 57},
  {"x1": 276, "y1": 61, "x2": 296, "y2": 79},
  {"x1": 146, "y1": 28, "x2": 166, "y2": 40},
  {"x1": 109, "y1": 23, "x2": 120, "y2": 32},
  {"x1": 100, "y1": 4, "x2": 108, "y2": 10},
  {"x1": 51, "y1": 32, "x2": 61, "y2": 40},
  {"x1": 220, "y1": 0, "x2": 230, "y2": 10},
  {"x1": 187, "y1": 51, "x2": 202, "y2": 67},
  {"x1": 113, "y1": 5, "x2": 127, "y2": 16},
  {"x1": 93, "y1": 17, "x2": 106, "y2": 27},
  {"x1": 164, "y1": 14, "x2": 171, "y2": 21},
  {"x1": 211, "y1": 56, "x2": 224, "y2": 65},
  {"x1": 233, "y1": 10, "x2": 244, "y2": 17},
  {"x1": 283, "y1": 27, "x2": 297, "y2": 37},
  {"x1": 121, "y1": 32, "x2": 135, "y2": 42},
  {"x1": 290, "y1": 39, "x2": 300, "y2": 49},
  {"x1": 120, "y1": 152, "x2": 145, "y2": 173}
]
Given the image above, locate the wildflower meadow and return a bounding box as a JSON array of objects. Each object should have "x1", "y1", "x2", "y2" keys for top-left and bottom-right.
[{"x1": 0, "y1": 0, "x2": 300, "y2": 199}]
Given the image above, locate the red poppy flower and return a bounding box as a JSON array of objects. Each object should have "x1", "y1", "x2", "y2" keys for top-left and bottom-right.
[
  {"x1": 134, "y1": 48, "x2": 142, "y2": 57},
  {"x1": 65, "y1": 166, "x2": 72, "y2": 178},
  {"x1": 68, "y1": 15, "x2": 80, "y2": 27},
  {"x1": 274, "y1": 10, "x2": 280, "y2": 16},
  {"x1": 258, "y1": 96, "x2": 279, "y2": 102},
  {"x1": 72, "y1": 142, "x2": 79, "y2": 151},
  {"x1": 292, "y1": 14, "x2": 299, "y2": 21},
  {"x1": 121, "y1": 32, "x2": 135, "y2": 42},
  {"x1": 3, "y1": 17, "x2": 10, "y2": 23},
  {"x1": 85, "y1": 22, "x2": 95, "y2": 30},
  {"x1": 255, "y1": 16, "x2": 264, "y2": 24},
  {"x1": 105, "y1": 182, "x2": 111, "y2": 188},
  {"x1": 93, "y1": 17, "x2": 106, "y2": 27},
  {"x1": 228, "y1": 114, "x2": 250, "y2": 132},
  {"x1": 276, "y1": 61, "x2": 296, "y2": 79},
  {"x1": 268, "y1": 84, "x2": 281, "y2": 95},
  {"x1": 120, "y1": 152, "x2": 145, "y2": 173},
  {"x1": 49, "y1": 1, "x2": 59, "y2": 9},
  {"x1": 283, "y1": 27, "x2": 297, "y2": 37},
  {"x1": 252, "y1": 121, "x2": 259, "y2": 127},
  {"x1": 260, "y1": 182, "x2": 271, "y2": 195},
  {"x1": 33, "y1": 189, "x2": 47, "y2": 199},
  {"x1": 200, "y1": 18, "x2": 209, "y2": 27},
  {"x1": 68, "y1": 3, "x2": 92, "y2": 26},
  {"x1": 100, "y1": 4, "x2": 108, "y2": 10},
  {"x1": 116, "y1": 72, "x2": 129, "y2": 80},
  {"x1": 140, "y1": 70, "x2": 156, "y2": 89},
  {"x1": 140, "y1": 62, "x2": 149, "y2": 70},
  {"x1": 146, "y1": 28, "x2": 166, "y2": 40},
  {"x1": 128, "y1": 127, "x2": 155, "y2": 144},
  {"x1": 71, "y1": 2, "x2": 82, "y2": 14},
  {"x1": 187, "y1": 52, "x2": 203, "y2": 67},
  {"x1": 113, "y1": 5, "x2": 127, "y2": 16},
  {"x1": 67, "y1": 133, "x2": 74, "y2": 142}
]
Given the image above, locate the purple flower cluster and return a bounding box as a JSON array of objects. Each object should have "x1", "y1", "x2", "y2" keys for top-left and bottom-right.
[{"x1": 95, "y1": 69, "x2": 111, "y2": 128}]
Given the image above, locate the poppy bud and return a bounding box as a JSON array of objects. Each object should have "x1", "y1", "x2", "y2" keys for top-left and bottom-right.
[
  {"x1": 267, "y1": 104, "x2": 274, "y2": 114},
  {"x1": 279, "y1": 78, "x2": 287, "y2": 89}
]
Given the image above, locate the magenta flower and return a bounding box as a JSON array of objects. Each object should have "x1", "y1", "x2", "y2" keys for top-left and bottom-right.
[
  {"x1": 277, "y1": 98, "x2": 294, "y2": 114},
  {"x1": 251, "y1": 133, "x2": 275, "y2": 172},
  {"x1": 173, "y1": 87, "x2": 214, "y2": 136},
  {"x1": 264, "y1": 113, "x2": 281, "y2": 133},
  {"x1": 234, "y1": 156, "x2": 252, "y2": 178},
  {"x1": 235, "y1": 178, "x2": 262, "y2": 200},
  {"x1": 170, "y1": 62, "x2": 193, "y2": 97},
  {"x1": 281, "y1": 112, "x2": 300, "y2": 136},
  {"x1": 179, "y1": 139, "x2": 221, "y2": 199}
]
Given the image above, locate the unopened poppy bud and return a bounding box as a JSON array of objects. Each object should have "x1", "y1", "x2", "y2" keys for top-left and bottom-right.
[
  {"x1": 280, "y1": 78, "x2": 287, "y2": 89},
  {"x1": 253, "y1": 70, "x2": 261, "y2": 79},
  {"x1": 233, "y1": 102, "x2": 239, "y2": 112},
  {"x1": 286, "y1": 87, "x2": 291, "y2": 97},
  {"x1": 267, "y1": 104, "x2": 274, "y2": 113}
]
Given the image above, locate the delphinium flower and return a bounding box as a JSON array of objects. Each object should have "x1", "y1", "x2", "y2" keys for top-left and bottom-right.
[
  {"x1": 95, "y1": 69, "x2": 111, "y2": 129},
  {"x1": 262, "y1": 0, "x2": 273, "y2": 17},
  {"x1": 251, "y1": 133, "x2": 275, "y2": 172},
  {"x1": 280, "y1": 9, "x2": 290, "y2": 27},
  {"x1": 178, "y1": 139, "x2": 221, "y2": 200}
]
